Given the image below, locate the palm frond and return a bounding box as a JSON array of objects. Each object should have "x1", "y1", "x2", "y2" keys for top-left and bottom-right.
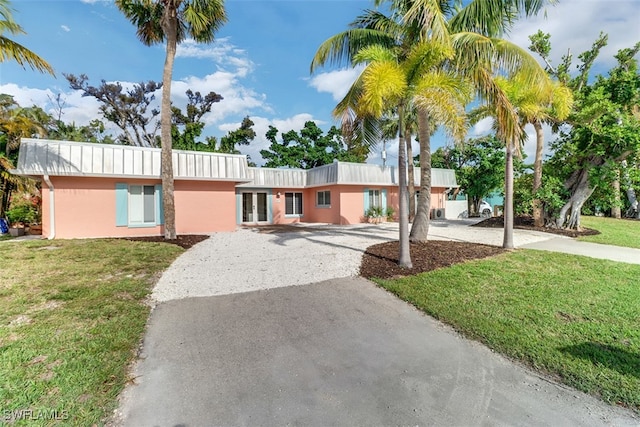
[
  {"x1": 403, "y1": 0, "x2": 450, "y2": 43},
  {"x1": 310, "y1": 28, "x2": 395, "y2": 73},
  {"x1": 449, "y1": 0, "x2": 553, "y2": 36},
  {"x1": 182, "y1": 0, "x2": 227, "y2": 42},
  {"x1": 353, "y1": 44, "x2": 398, "y2": 65},
  {"x1": 360, "y1": 61, "x2": 407, "y2": 117}
]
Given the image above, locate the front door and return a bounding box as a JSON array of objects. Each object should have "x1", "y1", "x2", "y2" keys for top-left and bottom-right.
[{"x1": 242, "y1": 192, "x2": 268, "y2": 223}]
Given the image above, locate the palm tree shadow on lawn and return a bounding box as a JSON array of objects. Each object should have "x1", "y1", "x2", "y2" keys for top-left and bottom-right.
[{"x1": 560, "y1": 342, "x2": 640, "y2": 379}]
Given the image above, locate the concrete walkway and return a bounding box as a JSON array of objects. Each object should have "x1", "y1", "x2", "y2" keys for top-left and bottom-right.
[
  {"x1": 521, "y1": 237, "x2": 640, "y2": 264},
  {"x1": 112, "y1": 221, "x2": 640, "y2": 426}
]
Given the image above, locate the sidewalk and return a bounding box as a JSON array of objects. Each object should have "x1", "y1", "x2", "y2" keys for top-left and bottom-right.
[{"x1": 520, "y1": 237, "x2": 640, "y2": 264}]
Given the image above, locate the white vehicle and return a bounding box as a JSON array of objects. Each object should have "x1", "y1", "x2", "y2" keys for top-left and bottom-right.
[{"x1": 479, "y1": 200, "x2": 492, "y2": 218}]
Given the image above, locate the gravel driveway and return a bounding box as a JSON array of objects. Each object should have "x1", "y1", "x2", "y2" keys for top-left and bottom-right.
[{"x1": 151, "y1": 220, "x2": 556, "y2": 302}]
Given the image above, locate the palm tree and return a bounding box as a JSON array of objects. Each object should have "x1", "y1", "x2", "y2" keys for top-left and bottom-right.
[
  {"x1": 311, "y1": 7, "x2": 469, "y2": 266},
  {"x1": 469, "y1": 70, "x2": 570, "y2": 247},
  {"x1": 0, "y1": 0, "x2": 54, "y2": 75},
  {"x1": 405, "y1": 0, "x2": 553, "y2": 243},
  {"x1": 517, "y1": 79, "x2": 572, "y2": 227},
  {"x1": 116, "y1": 0, "x2": 227, "y2": 239},
  {"x1": 355, "y1": 44, "x2": 414, "y2": 267}
]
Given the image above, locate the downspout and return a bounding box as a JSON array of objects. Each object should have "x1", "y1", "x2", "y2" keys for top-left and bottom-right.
[{"x1": 43, "y1": 174, "x2": 55, "y2": 240}]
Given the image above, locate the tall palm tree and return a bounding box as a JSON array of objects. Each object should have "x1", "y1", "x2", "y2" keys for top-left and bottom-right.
[
  {"x1": 0, "y1": 0, "x2": 54, "y2": 75},
  {"x1": 116, "y1": 0, "x2": 226, "y2": 239},
  {"x1": 469, "y1": 70, "x2": 570, "y2": 247},
  {"x1": 405, "y1": 0, "x2": 553, "y2": 243},
  {"x1": 515, "y1": 78, "x2": 572, "y2": 226},
  {"x1": 355, "y1": 44, "x2": 414, "y2": 267},
  {"x1": 311, "y1": 7, "x2": 469, "y2": 266}
]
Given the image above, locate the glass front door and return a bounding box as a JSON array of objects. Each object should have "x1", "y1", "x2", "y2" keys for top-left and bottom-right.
[{"x1": 242, "y1": 192, "x2": 268, "y2": 223}]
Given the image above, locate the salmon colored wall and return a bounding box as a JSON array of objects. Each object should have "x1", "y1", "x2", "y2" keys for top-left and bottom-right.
[
  {"x1": 174, "y1": 181, "x2": 237, "y2": 233},
  {"x1": 45, "y1": 177, "x2": 154, "y2": 239},
  {"x1": 40, "y1": 176, "x2": 453, "y2": 239},
  {"x1": 303, "y1": 186, "x2": 341, "y2": 224},
  {"x1": 270, "y1": 188, "x2": 305, "y2": 224},
  {"x1": 45, "y1": 177, "x2": 237, "y2": 239}
]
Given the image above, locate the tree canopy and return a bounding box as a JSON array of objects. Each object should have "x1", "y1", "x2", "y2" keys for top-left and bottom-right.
[
  {"x1": 260, "y1": 121, "x2": 364, "y2": 169},
  {"x1": 530, "y1": 32, "x2": 640, "y2": 228}
]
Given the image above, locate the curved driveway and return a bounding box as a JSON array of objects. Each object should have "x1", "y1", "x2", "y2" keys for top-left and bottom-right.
[
  {"x1": 151, "y1": 220, "x2": 558, "y2": 302},
  {"x1": 115, "y1": 221, "x2": 640, "y2": 426}
]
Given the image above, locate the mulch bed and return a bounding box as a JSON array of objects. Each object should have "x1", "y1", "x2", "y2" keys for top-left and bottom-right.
[
  {"x1": 360, "y1": 240, "x2": 506, "y2": 280},
  {"x1": 359, "y1": 215, "x2": 601, "y2": 280},
  {"x1": 122, "y1": 234, "x2": 210, "y2": 250},
  {"x1": 473, "y1": 215, "x2": 601, "y2": 238}
]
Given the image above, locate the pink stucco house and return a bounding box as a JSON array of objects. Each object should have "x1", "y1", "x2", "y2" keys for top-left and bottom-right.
[{"x1": 13, "y1": 139, "x2": 458, "y2": 239}]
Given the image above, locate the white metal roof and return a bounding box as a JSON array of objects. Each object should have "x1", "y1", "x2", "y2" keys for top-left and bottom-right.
[
  {"x1": 237, "y1": 167, "x2": 307, "y2": 188},
  {"x1": 13, "y1": 139, "x2": 458, "y2": 188},
  {"x1": 13, "y1": 138, "x2": 251, "y2": 181},
  {"x1": 242, "y1": 162, "x2": 458, "y2": 188}
]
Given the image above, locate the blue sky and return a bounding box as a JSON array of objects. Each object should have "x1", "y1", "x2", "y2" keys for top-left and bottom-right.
[{"x1": 1, "y1": 0, "x2": 639, "y2": 165}]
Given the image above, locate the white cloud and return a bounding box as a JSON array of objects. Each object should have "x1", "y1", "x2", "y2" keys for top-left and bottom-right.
[
  {"x1": 470, "y1": 117, "x2": 494, "y2": 137},
  {"x1": 61, "y1": 25, "x2": 70, "y2": 32},
  {"x1": 177, "y1": 38, "x2": 254, "y2": 77},
  {"x1": 308, "y1": 66, "x2": 364, "y2": 101}
]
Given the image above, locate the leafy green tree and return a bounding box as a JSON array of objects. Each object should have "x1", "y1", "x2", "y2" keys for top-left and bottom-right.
[
  {"x1": 432, "y1": 135, "x2": 506, "y2": 215},
  {"x1": 171, "y1": 89, "x2": 222, "y2": 151},
  {"x1": 217, "y1": 116, "x2": 256, "y2": 155},
  {"x1": 260, "y1": 121, "x2": 361, "y2": 170},
  {"x1": 0, "y1": 0, "x2": 53, "y2": 74},
  {"x1": 531, "y1": 32, "x2": 640, "y2": 229},
  {"x1": 116, "y1": 0, "x2": 227, "y2": 239},
  {"x1": 0, "y1": 95, "x2": 47, "y2": 215}
]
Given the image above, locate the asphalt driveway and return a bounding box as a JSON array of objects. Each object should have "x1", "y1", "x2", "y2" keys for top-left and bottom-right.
[{"x1": 113, "y1": 222, "x2": 640, "y2": 426}]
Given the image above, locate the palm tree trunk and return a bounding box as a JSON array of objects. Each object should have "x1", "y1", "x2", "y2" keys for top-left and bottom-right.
[
  {"x1": 410, "y1": 109, "x2": 431, "y2": 243},
  {"x1": 406, "y1": 131, "x2": 415, "y2": 222},
  {"x1": 532, "y1": 120, "x2": 544, "y2": 227},
  {"x1": 161, "y1": 8, "x2": 178, "y2": 240},
  {"x1": 397, "y1": 105, "x2": 412, "y2": 268},
  {"x1": 503, "y1": 138, "x2": 514, "y2": 249}
]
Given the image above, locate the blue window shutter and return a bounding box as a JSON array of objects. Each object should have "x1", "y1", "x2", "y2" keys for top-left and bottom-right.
[
  {"x1": 381, "y1": 189, "x2": 387, "y2": 208},
  {"x1": 155, "y1": 185, "x2": 164, "y2": 225},
  {"x1": 363, "y1": 188, "x2": 370, "y2": 214},
  {"x1": 115, "y1": 183, "x2": 128, "y2": 227}
]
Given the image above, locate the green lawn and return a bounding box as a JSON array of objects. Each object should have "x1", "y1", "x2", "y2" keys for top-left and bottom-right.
[
  {"x1": 376, "y1": 250, "x2": 640, "y2": 411},
  {"x1": 579, "y1": 216, "x2": 640, "y2": 249},
  {"x1": 0, "y1": 238, "x2": 183, "y2": 426}
]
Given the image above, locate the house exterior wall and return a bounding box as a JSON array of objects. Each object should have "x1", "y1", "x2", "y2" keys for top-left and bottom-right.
[
  {"x1": 42, "y1": 176, "x2": 236, "y2": 239},
  {"x1": 43, "y1": 176, "x2": 157, "y2": 239},
  {"x1": 270, "y1": 188, "x2": 307, "y2": 224},
  {"x1": 174, "y1": 181, "x2": 237, "y2": 233}
]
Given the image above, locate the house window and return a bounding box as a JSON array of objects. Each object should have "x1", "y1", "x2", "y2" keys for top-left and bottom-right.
[
  {"x1": 369, "y1": 189, "x2": 382, "y2": 208},
  {"x1": 116, "y1": 183, "x2": 163, "y2": 227},
  {"x1": 285, "y1": 192, "x2": 303, "y2": 215},
  {"x1": 129, "y1": 185, "x2": 156, "y2": 225},
  {"x1": 316, "y1": 190, "x2": 331, "y2": 207}
]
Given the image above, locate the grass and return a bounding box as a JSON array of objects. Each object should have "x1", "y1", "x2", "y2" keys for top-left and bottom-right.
[
  {"x1": 375, "y1": 250, "x2": 640, "y2": 412},
  {"x1": 0, "y1": 238, "x2": 183, "y2": 426},
  {"x1": 579, "y1": 216, "x2": 640, "y2": 249}
]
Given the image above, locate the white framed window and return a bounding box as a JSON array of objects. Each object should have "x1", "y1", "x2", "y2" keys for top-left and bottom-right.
[
  {"x1": 316, "y1": 190, "x2": 331, "y2": 207},
  {"x1": 129, "y1": 185, "x2": 157, "y2": 225},
  {"x1": 369, "y1": 189, "x2": 382, "y2": 208},
  {"x1": 285, "y1": 192, "x2": 303, "y2": 215}
]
